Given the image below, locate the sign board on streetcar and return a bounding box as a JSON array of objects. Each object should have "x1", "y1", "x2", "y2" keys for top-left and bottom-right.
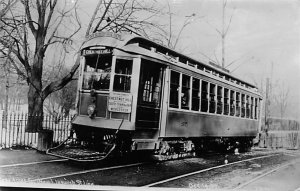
[{"x1": 108, "y1": 92, "x2": 132, "y2": 113}]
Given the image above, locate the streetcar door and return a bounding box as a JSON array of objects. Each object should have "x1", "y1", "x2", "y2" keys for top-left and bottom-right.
[{"x1": 136, "y1": 59, "x2": 165, "y2": 129}]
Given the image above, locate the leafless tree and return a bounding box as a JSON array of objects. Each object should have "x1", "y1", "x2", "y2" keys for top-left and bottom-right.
[
  {"x1": 0, "y1": 0, "x2": 165, "y2": 132},
  {"x1": 161, "y1": 2, "x2": 197, "y2": 50},
  {"x1": 0, "y1": 0, "x2": 81, "y2": 131},
  {"x1": 0, "y1": 0, "x2": 18, "y2": 19},
  {"x1": 43, "y1": 66, "x2": 77, "y2": 121},
  {"x1": 274, "y1": 81, "x2": 290, "y2": 119},
  {"x1": 85, "y1": 0, "x2": 162, "y2": 37},
  {"x1": 205, "y1": 0, "x2": 234, "y2": 68},
  {"x1": 85, "y1": 0, "x2": 199, "y2": 50}
]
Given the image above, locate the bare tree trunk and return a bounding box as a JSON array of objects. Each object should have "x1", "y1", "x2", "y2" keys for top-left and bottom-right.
[
  {"x1": 2, "y1": 50, "x2": 11, "y2": 129},
  {"x1": 26, "y1": 39, "x2": 44, "y2": 132},
  {"x1": 26, "y1": 83, "x2": 43, "y2": 132},
  {"x1": 2, "y1": 71, "x2": 9, "y2": 129}
]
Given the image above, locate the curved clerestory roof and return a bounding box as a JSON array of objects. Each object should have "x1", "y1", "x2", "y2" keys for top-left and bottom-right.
[{"x1": 81, "y1": 32, "x2": 258, "y2": 91}]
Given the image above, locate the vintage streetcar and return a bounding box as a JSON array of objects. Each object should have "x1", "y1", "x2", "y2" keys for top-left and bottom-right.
[{"x1": 47, "y1": 32, "x2": 263, "y2": 161}]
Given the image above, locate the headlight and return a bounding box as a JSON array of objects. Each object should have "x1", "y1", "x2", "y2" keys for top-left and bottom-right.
[{"x1": 87, "y1": 104, "x2": 96, "y2": 118}]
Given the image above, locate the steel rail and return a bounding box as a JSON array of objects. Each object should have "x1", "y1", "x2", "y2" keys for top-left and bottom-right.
[
  {"x1": 142, "y1": 154, "x2": 280, "y2": 187},
  {"x1": 30, "y1": 162, "x2": 146, "y2": 182},
  {"x1": 234, "y1": 158, "x2": 300, "y2": 190},
  {"x1": 0, "y1": 159, "x2": 68, "y2": 168}
]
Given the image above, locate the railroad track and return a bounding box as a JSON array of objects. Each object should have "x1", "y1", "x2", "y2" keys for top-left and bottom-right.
[
  {"x1": 1, "y1": 150, "x2": 298, "y2": 190},
  {"x1": 29, "y1": 162, "x2": 147, "y2": 182},
  {"x1": 140, "y1": 152, "x2": 300, "y2": 190},
  {"x1": 0, "y1": 154, "x2": 150, "y2": 183},
  {"x1": 0, "y1": 159, "x2": 68, "y2": 168},
  {"x1": 233, "y1": 160, "x2": 298, "y2": 190},
  {"x1": 142, "y1": 153, "x2": 280, "y2": 187}
]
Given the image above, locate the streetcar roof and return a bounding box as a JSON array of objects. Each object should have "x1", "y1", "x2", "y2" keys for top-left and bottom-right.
[{"x1": 82, "y1": 32, "x2": 258, "y2": 91}]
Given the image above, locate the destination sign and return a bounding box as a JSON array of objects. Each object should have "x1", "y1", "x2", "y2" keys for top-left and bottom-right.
[
  {"x1": 85, "y1": 32, "x2": 122, "y2": 41},
  {"x1": 82, "y1": 49, "x2": 112, "y2": 56},
  {"x1": 108, "y1": 92, "x2": 132, "y2": 113}
]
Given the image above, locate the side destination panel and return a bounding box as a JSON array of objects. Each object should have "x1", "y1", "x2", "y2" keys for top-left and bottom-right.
[{"x1": 165, "y1": 110, "x2": 258, "y2": 138}]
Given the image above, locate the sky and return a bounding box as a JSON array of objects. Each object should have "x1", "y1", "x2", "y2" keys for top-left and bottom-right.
[{"x1": 76, "y1": 0, "x2": 300, "y2": 119}]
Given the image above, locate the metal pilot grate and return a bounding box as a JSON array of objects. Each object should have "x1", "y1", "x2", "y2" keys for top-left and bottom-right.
[{"x1": 47, "y1": 137, "x2": 116, "y2": 161}]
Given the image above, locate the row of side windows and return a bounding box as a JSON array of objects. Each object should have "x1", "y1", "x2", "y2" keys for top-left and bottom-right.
[
  {"x1": 137, "y1": 41, "x2": 257, "y2": 91},
  {"x1": 169, "y1": 71, "x2": 259, "y2": 120}
]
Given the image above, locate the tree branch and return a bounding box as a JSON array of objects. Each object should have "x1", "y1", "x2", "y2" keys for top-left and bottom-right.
[
  {"x1": 93, "y1": 0, "x2": 113, "y2": 33},
  {"x1": 44, "y1": 0, "x2": 57, "y2": 35},
  {"x1": 86, "y1": 0, "x2": 102, "y2": 36},
  {"x1": 0, "y1": 0, "x2": 18, "y2": 19},
  {"x1": 22, "y1": 0, "x2": 37, "y2": 38},
  {"x1": 42, "y1": 55, "x2": 80, "y2": 100}
]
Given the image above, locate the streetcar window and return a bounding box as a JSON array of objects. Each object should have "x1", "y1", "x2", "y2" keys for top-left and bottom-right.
[
  {"x1": 230, "y1": 90, "x2": 235, "y2": 116},
  {"x1": 236, "y1": 92, "x2": 241, "y2": 117},
  {"x1": 254, "y1": 98, "x2": 258, "y2": 119},
  {"x1": 201, "y1": 81, "x2": 208, "y2": 112},
  {"x1": 241, "y1": 94, "x2": 245, "y2": 117},
  {"x1": 209, "y1": 83, "x2": 216, "y2": 113},
  {"x1": 192, "y1": 78, "x2": 200, "y2": 111},
  {"x1": 140, "y1": 62, "x2": 164, "y2": 106},
  {"x1": 250, "y1": 97, "x2": 254, "y2": 119},
  {"x1": 113, "y1": 59, "x2": 132, "y2": 92},
  {"x1": 181, "y1": 74, "x2": 190, "y2": 110},
  {"x1": 224, "y1": 88, "x2": 229, "y2": 115},
  {"x1": 258, "y1": 99, "x2": 261, "y2": 120},
  {"x1": 246, "y1": 95, "x2": 250, "y2": 118},
  {"x1": 217, "y1": 86, "x2": 223, "y2": 114},
  {"x1": 82, "y1": 55, "x2": 112, "y2": 91},
  {"x1": 170, "y1": 71, "x2": 180, "y2": 108}
]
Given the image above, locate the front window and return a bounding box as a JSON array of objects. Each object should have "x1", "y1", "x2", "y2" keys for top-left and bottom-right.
[
  {"x1": 113, "y1": 59, "x2": 132, "y2": 92},
  {"x1": 82, "y1": 54, "x2": 112, "y2": 91}
]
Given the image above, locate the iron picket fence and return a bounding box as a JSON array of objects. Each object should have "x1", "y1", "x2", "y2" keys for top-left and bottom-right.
[{"x1": 0, "y1": 113, "x2": 74, "y2": 149}]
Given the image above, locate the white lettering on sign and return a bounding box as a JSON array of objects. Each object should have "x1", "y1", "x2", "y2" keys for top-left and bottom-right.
[
  {"x1": 108, "y1": 92, "x2": 132, "y2": 113},
  {"x1": 85, "y1": 32, "x2": 122, "y2": 41},
  {"x1": 82, "y1": 49, "x2": 112, "y2": 56}
]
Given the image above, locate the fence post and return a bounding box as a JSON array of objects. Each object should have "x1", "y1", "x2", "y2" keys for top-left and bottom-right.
[
  {"x1": 2, "y1": 112, "x2": 7, "y2": 129},
  {"x1": 0, "y1": 113, "x2": 74, "y2": 149}
]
